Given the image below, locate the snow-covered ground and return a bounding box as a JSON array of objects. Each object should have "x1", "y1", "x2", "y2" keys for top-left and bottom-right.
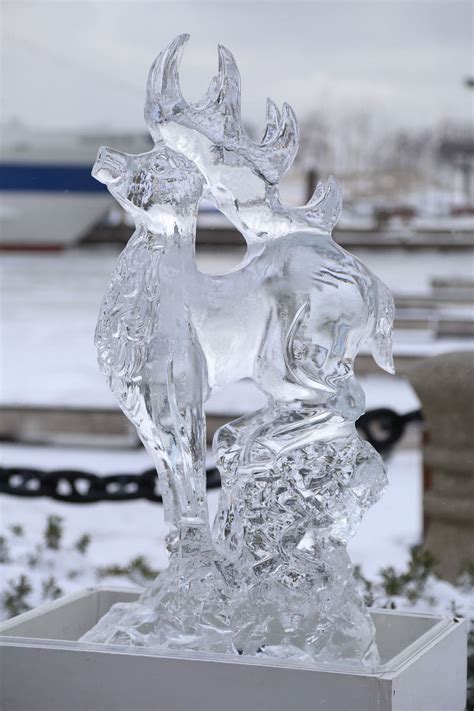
[
  {"x1": 1, "y1": 443, "x2": 421, "y2": 580},
  {"x1": 2, "y1": 444, "x2": 473, "y2": 628},
  {"x1": 1, "y1": 460, "x2": 471, "y2": 623},
  {"x1": 1, "y1": 248, "x2": 471, "y2": 408}
]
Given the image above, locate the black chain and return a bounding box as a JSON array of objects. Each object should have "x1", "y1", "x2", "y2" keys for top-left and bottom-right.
[
  {"x1": 0, "y1": 465, "x2": 221, "y2": 504},
  {"x1": 0, "y1": 409, "x2": 421, "y2": 504},
  {"x1": 356, "y1": 408, "x2": 422, "y2": 454}
]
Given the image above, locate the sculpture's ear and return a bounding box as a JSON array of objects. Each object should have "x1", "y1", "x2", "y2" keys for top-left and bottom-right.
[{"x1": 368, "y1": 276, "x2": 395, "y2": 374}]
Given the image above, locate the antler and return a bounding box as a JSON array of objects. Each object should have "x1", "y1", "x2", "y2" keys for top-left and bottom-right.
[
  {"x1": 145, "y1": 34, "x2": 299, "y2": 185},
  {"x1": 146, "y1": 35, "x2": 342, "y2": 236},
  {"x1": 294, "y1": 176, "x2": 342, "y2": 233}
]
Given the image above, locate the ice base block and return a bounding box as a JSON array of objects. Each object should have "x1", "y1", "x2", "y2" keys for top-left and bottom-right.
[{"x1": 0, "y1": 586, "x2": 467, "y2": 711}]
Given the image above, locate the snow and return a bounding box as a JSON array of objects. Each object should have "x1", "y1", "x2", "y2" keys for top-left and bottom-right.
[
  {"x1": 353, "y1": 247, "x2": 474, "y2": 296},
  {"x1": 392, "y1": 330, "x2": 474, "y2": 356},
  {"x1": 1, "y1": 248, "x2": 468, "y2": 409},
  {"x1": 2, "y1": 444, "x2": 472, "y2": 626},
  {"x1": 388, "y1": 576, "x2": 474, "y2": 622},
  {"x1": 0, "y1": 443, "x2": 422, "y2": 584},
  {"x1": 1, "y1": 251, "x2": 114, "y2": 408},
  {"x1": 348, "y1": 449, "x2": 422, "y2": 578}
]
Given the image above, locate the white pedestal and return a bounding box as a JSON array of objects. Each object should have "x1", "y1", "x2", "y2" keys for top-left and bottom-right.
[{"x1": 0, "y1": 586, "x2": 467, "y2": 711}]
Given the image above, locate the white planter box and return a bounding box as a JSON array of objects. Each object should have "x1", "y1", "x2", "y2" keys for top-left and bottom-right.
[{"x1": 0, "y1": 586, "x2": 467, "y2": 711}]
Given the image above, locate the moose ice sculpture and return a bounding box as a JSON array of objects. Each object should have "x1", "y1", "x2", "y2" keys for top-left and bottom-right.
[{"x1": 82, "y1": 35, "x2": 394, "y2": 667}]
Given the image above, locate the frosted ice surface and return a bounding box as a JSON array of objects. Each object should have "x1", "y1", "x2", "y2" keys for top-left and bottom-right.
[{"x1": 81, "y1": 35, "x2": 395, "y2": 667}]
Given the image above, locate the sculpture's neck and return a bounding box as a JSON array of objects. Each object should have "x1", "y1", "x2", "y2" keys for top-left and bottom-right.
[{"x1": 143, "y1": 212, "x2": 198, "y2": 253}]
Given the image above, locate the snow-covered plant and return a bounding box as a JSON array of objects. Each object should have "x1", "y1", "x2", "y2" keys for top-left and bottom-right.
[
  {"x1": 97, "y1": 556, "x2": 158, "y2": 586},
  {"x1": 0, "y1": 536, "x2": 10, "y2": 564},
  {"x1": 9, "y1": 524, "x2": 24, "y2": 538},
  {"x1": 0, "y1": 518, "x2": 96, "y2": 620},
  {"x1": 41, "y1": 576, "x2": 63, "y2": 602},
  {"x1": 0, "y1": 518, "x2": 471, "y2": 704},
  {"x1": 44, "y1": 515, "x2": 63, "y2": 550},
  {"x1": 3, "y1": 575, "x2": 32, "y2": 617},
  {"x1": 75, "y1": 534, "x2": 91, "y2": 555},
  {"x1": 0, "y1": 518, "x2": 159, "y2": 621}
]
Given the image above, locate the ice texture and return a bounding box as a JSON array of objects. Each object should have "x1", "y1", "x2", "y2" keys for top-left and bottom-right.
[{"x1": 81, "y1": 35, "x2": 395, "y2": 667}]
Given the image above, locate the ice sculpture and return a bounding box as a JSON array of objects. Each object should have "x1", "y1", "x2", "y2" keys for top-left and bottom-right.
[{"x1": 82, "y1": 35, "x2": 394, "y2": 667}]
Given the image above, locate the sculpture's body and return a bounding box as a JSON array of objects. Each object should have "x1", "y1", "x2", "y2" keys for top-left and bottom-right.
[{"x1": 82, "y1": 36, "x2": 394, "y2": 667}]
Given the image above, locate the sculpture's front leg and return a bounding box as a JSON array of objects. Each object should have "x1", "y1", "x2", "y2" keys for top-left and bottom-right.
[{"x1": 81, "y1": 139, "x2": 240, "y2": 649}]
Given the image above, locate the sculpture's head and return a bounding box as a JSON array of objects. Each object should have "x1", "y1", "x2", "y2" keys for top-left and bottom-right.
[
  {"x1": 144, "y1": 35, "x2": 342, "y2": 243},
  {"x1": 92, "y1": 144, "x2": 204, "y2": 233}
]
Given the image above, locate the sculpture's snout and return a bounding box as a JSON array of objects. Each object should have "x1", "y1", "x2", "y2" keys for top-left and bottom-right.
[{"x1": 92, "y1": 147, "x2": 128, "y2": 185}]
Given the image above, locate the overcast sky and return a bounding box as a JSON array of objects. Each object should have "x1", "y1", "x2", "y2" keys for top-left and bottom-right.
[{"x1": 2, "y1": 0, "x2": 473, "y2": 135}]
